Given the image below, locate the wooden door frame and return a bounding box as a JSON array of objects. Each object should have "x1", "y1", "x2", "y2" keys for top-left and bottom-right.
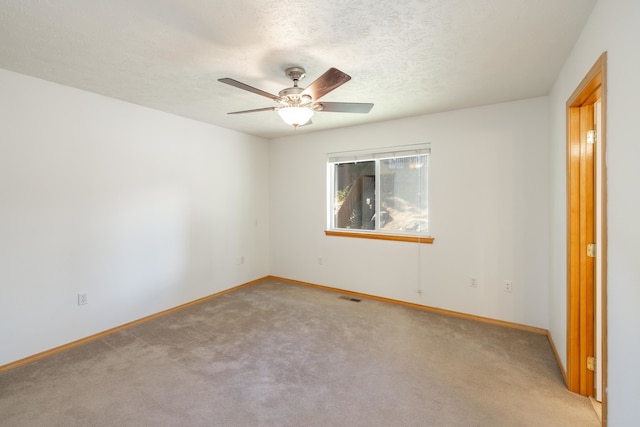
[{"x1": 566, "y1": 52, "x2": 607, "y2": 424}]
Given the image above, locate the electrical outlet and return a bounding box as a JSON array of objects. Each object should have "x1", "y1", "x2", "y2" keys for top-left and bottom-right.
[
  {"x1": 470, "y1": 277, "x2": 478, "y2": 288},
  {"x1": 78, "y1": 292, "x2": 88, "y2": 306},
  {"x1": 504, "y1": 280, "x2": 513, "y2": 292},
  {"x1": 318, "y1": 257, "x2": 323, "y2": 265}
]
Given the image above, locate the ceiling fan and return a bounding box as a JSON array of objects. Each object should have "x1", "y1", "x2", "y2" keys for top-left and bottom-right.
[{"x1": 218, "y1": 67, "x2": 373, "y2": 128}]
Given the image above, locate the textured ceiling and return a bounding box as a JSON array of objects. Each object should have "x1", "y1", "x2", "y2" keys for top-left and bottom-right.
[{"x1": 0, "y1": 0, "x2": 596, "y2": 139}]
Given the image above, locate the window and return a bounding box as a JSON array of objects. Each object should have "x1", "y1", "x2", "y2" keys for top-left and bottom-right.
[{"x1": 326, "y1": 145, "x2": 433, "y2": 243}]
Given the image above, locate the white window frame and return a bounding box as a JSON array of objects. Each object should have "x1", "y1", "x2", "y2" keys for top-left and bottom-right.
[{"x1": 325, "y1": 144, "x2": 433, "y2": 244}]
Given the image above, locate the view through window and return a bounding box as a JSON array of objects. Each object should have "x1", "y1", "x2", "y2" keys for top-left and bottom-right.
[{"x1": 328, "y1": 145, "x2": 430, "y2": 237}]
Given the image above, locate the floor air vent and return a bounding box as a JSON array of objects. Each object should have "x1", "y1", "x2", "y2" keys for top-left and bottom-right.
[{"x1": 338, "y1": 295, "x2": 361, "y2": 302}]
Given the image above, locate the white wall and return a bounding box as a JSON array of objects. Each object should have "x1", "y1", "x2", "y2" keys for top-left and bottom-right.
[
  {"x1": 548, "y1": 0, "x2": 640, "y2": 423},
  {"x1": 0, "y1": 69, "x2": 270, "y2": 366},
  {"x1": 269, "y1": 97, "x2": 549, "y2": 328}
]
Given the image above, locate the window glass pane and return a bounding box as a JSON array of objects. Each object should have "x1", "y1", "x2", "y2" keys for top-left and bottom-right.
[
  {"x1": 333, "y1": 161, "x2": 376, "y2": 230},
  {"x1": 379, "y1": 155, "x2": 428, "y2": 232}
]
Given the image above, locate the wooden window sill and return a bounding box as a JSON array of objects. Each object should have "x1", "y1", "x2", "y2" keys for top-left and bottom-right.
[{"x1": 325, "y1": 230, "x2": 434, "y2": 244}]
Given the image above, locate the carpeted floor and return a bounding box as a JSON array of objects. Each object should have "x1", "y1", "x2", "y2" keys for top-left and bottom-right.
[{"x1": 0, "y1": 279, "x2": 600, "y2": 426}]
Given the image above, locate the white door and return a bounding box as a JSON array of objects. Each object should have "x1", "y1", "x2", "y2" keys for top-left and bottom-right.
[{"x1": 594, "y1": 100, "x2": 603, "y2": 402}]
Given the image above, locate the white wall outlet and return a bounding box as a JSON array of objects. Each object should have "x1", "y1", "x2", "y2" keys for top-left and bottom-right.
[
  {"x1": 470, "y1": 277, "x2": 478, "y2": 288},
  {"x1": 240, "y1": 255, "x2": 245, "y2": 265},
  {"x1": 504, "y1": 280, "x2": 513, "y2": 292},
  {"x1": 78, "y1": 292, "x2": 88, "y2": 306},
  {"x1": 318, "y1": 257, "x2": 323, "y2": 265}
]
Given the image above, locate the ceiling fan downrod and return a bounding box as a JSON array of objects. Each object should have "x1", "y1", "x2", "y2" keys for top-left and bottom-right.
[
  {"x1": 285, "y1": 67, "x2": 306, "y2": 86},
  {"x1": 278, "y1": 67, "x2": 312, "y2": 107}
]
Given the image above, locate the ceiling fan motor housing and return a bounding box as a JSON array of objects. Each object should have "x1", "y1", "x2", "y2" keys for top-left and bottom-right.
[{"x1": 278, "y1": 86, "x2": 312, "y2": 106}]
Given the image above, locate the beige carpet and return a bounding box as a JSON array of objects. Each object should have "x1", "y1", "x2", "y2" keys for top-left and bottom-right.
[{"x1": 0, "y1": 279, "x2": 599, "y2": 426}]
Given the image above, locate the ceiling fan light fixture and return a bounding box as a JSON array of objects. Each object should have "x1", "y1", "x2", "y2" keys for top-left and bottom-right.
[{"x1": 277, "y1": 106, "x2": 314, "y2": 127}]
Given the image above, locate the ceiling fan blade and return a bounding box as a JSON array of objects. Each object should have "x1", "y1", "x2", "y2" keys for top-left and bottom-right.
[
  {"x1": 315, "y1": 102, "x2": 374, "y2": 113},
  {"x1": 302, "y1": 68, "x2": 351, "y2": 101},
  {"x1": 227, "y1": 107, "x2": 278, "y2": 114},
  {"x1": 218, "y1": 78, "x2": 279, "y2": 100}
]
